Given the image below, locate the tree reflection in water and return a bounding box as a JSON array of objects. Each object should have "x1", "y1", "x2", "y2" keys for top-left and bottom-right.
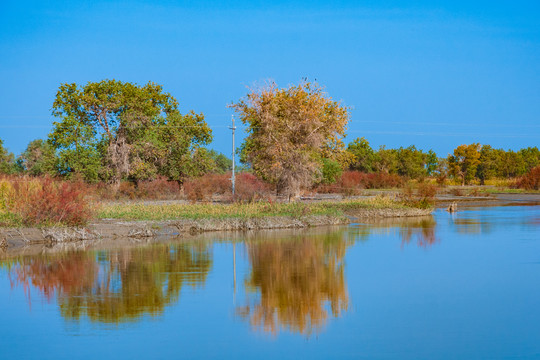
[
  {"x1": 399, "y1": 218, "x2": 438, "y2": 248},
  {"x1": 237, "y1": 230, "x2": 351, "y2": 336},
  {"x1": 353, "y1": 216, "x2": 439, "y2": 248},
  {"x1": 10, "y1": 243, "x2": 212, "y2": 323}
]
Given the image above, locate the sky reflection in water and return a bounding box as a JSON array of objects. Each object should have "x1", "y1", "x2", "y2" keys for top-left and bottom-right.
[{"x1": 1, "y1": 205, "x2": 539, "y2": 359}]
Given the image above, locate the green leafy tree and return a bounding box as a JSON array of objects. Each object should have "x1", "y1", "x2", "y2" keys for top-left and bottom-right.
[
  {"x1": 128, "y1": 112, "x2": 213, "y2": 182},
  {"x1": 519, "y1": 147, "x2": 540, "y2": 173},
  {"x1": 448, "y1": 144, "x2": 481, "y2": 185},
  {"x1": 0, "y1": 139, "x2": 16, "y2": 174},
  {"x1": 321, "y1": 158, "x2": 343, "y2": 184},
  {"x1": 18, "y1": 139, "x2": 58, "y2": 176},
  {"x1": 231, "y1": 81, "x2": 350, "y2": 198},
  {"x1": 347, "y1": 137, "x2": 376, "y2": 172},
  {"x1": 48, "y1": 116, "x2": 105, "y2": 181},
  {"x1": 51, "y1": 79, "x2": 179, "y2": 185},
  {"x1": 395, "y1": 145, "x2": 427, "y2": 179},
  {"x1": 476, "y1": 145, "x2": 499, "y2": 184},
  {"x1": 498, "y1": 150, "x2": 525, "y2": 178},
  {"x1": 50, "y1": 79, "x2": 212, "y2": 184},
  {"x1": 426, "y1": 150, "x2": 438, "y2": 176},
  {"x1": 373, "y1": 146, "x2": 398, "y2": 174},
  {"x1": 207, "y1": 150, "x2": 232, "y2": 174}
]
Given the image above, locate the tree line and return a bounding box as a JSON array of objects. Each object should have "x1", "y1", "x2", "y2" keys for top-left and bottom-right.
[{"x1": 0, "y1": 79, "x2": 538, "y2": 194}]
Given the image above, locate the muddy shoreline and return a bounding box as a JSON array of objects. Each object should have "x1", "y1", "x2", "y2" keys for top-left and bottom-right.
[
  {"x1": 1, "y1": 207, "x2": 432, "y2": 251},
  {"x1": 1, "y1": 192, "x2": 538, "y2": 254}
]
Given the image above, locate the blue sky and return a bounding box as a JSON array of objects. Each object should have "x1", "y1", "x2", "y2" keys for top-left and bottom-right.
[{"x1": 1, "y1": 0, "x2": 539, "y2": 158}]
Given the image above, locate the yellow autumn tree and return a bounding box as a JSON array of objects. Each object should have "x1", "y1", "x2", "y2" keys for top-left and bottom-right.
[
  {"x1": 231, "y1": 81, "x2": 350, "y2": 199},
  {"x1": 448, "y1": 143, "x2": 481, "y2": 185}
]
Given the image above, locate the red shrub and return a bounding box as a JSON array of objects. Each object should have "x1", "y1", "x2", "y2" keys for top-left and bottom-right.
[
  {"x1": 317, "y1": 171, "x2": 405, "y2": 195},
  {"x1": 183, "y1": 172, "x2": 271, "y2": 203},
  {"x1": 135, "y1": 177, "x2": 181, "y2": 199},
  {"x1": 515, "y1": 166, "x2": 540, "y2": 190},
  {"x1": 234, "y1": 173, "x2": 271, "y2": 202},
  {"x1": 183, "y1": 173, "x2": 231, "y2": 202},
  {"x1": 15, "y1": 177, "x2": 93, "y2": 226},
  {"x1": 93, "y1": 177, "x2": 182, "y2": 200}
]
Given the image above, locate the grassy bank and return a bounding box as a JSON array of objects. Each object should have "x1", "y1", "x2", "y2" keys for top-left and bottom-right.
[{"x1": 97, "y1": 196, "x2": 411, "y2": 222}]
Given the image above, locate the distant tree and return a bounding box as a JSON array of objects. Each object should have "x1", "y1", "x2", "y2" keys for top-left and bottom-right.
[
  {"x1": 231, "y1": 81, "x2": 350, "y2": 199},
  {"x1": 394, "y1": 145, "x2": 427, "y2": 179},
  {"x1": 0, "y1": 139, "x2": 16, "y2": 174},
  {"x1": 476, "y1": 145, "x2": 498, "y2": 185},
  {"x1": 433, "y1": 157, "x2": 449, "y2": 184},
  {"x1": 498, "y1": 149, "x2": 525, "y2": 178},
  {"x1": 18, "y1": 139, "x2": 58, "y2": 176},
  {"x1": 373, "y1": 146, "x2": 398, "y2": 174},
  {"x1": 347, "y1": 137, "x2": 376, "y2": 173},
  {"x1": 207, "y1": 150, "x2": 232, "y2": 174},
  {"x1": 519, "y1": 147, "x2": 540, "y2": 173},
  {"x1": 448, "y1": 144, "x2": 481, "y2": 185},
  {"x1": 321, "y1": 158, "x2": 343, "y2": 184},
  {"x1": 425, "y1": 150, "x2": 438, "y2": 176}
]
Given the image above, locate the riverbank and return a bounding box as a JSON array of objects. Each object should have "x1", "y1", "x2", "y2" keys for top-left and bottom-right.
[{"x1": 0, "y1": 197, "x2": 432, "y2": 249}]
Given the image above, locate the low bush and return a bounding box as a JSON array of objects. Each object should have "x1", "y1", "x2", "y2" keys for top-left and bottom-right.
[
  {"x1": 95, "y1": 177, "x2": 182, "y2": 200},
  {"x1": 515, "y1": 166, "x2": 540, "y2": 190},
  {"x1": 183, "y1": 173, "x2": 270, "y2": 203},
  {"x1": 183, "y1": 173, "x2": 231, "y2": 202},
  {"x1": 234, "y1": 173, "x2": 271, "y2": 202},
  {"x1": 400, "y1": 183, "x2": 438, "y2": 209},
  {"x1": 317, "y1": 171, "x2": 405, "y2": 196},
  {"x1": 0, "y1": 176, "x2": 93, "y2": 226},
  {"x1": 449, "y1": 187, "x2": 464, "y2": 197}
]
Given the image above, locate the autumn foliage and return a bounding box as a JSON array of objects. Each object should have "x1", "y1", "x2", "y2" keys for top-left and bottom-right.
[
  {"x1": 0, "y1": 176, "x2": 93, "y2": 226},
  {"x1": 231, "y1": 81, "x2": 350, "y2": 199},
  {"x1": 515, "y1": 166, "x2": 540, "y2": 190},
  {"x1": 318, "y1": 171, "x2": 405, "y2": 195},
  {"x1": 183, "y1": 172, "x2": 270, "y2": 202}
]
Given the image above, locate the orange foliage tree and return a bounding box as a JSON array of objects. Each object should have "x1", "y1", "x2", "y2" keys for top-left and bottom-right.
[{"x1": 231, "y1": 81, "x2": 350, "y2": 199}]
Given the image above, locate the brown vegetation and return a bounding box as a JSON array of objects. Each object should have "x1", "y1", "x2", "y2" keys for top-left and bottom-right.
[
  {"x1": 317, "y1": 171, "x2": 404, "y2": 196},
  {"x1": 515, "y1": 166, "x2": 540, "y2": 190}
]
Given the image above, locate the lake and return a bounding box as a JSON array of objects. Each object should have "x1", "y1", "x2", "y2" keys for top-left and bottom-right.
[{"x1": 1, "y1": 204, "x2": 539, "y2": 359}]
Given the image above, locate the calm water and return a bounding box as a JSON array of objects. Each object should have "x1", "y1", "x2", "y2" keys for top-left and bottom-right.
[{"x1": 1, "y1": 205, "x2": 539, "y2": 359}]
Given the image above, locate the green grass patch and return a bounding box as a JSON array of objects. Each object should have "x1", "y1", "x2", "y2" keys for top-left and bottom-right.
[
  {"x1": 98, "y1": 197, "x2": 412, "y2": 222},
  {"x1": 0, "y1": 212, "x2": 22, "y2": 228}
]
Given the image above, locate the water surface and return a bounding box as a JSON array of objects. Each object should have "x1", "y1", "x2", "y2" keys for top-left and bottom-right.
[{"x1": 1, "y1": 205, "x2": 539, "y2": 359}]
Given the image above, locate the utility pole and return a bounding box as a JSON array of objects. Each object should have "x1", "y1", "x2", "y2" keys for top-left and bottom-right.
[{"x1": 230, "y1": 115, "x2": 236, "y2": 196}]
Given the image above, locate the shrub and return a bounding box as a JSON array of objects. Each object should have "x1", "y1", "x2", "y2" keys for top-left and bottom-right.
[
  {"x1": 515, "y1": 166, "x2": 540, "y2": 190},
  {"x1": 234, "y1": 173, "x2": 271, "y2": 202},
  {"x1": 400, "y1": 183, "x2": 437, "y2": 209},
  {"x1": 93, "y1": 177, "x2": 182, "y2": 200},
  {"x1": 183, "y1": 173, "x2": 231, "y2": 202},
  {"x1": 321, "y1": 158, "x2": 343, "y2": 184},
  {"x1": 183, "y1": 173, "x2": 271, "y2": 203},
  {"x1": 1, "y1": 176, "x2": 93, "y2": 226},
  {"x1": 316, "y1": 171, "x2": 405, "y2": 196},
  {"x1": 135, "y1": 177, "x2": 181, "y2": 199}
]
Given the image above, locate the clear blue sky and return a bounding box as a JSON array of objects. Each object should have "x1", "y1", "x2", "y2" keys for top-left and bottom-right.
[{"x1": 1, "y1": 0, "x2": 539, "y2": 158}]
